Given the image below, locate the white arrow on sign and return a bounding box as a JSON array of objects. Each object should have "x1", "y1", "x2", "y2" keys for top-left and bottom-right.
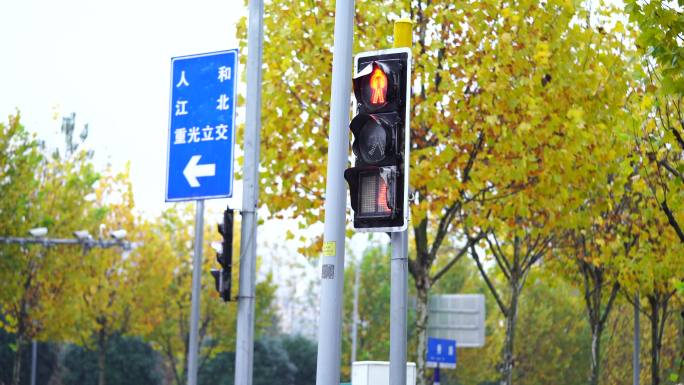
[{"x1": 183, "y1": 155, "x2": 216, "y2": 187}]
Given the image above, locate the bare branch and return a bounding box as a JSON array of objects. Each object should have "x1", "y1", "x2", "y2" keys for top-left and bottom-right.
[
  {"x1": 470, "y1": 244, "x2": 508, "y2": 316},
  {"x1": 428, "y1": 202, "x2": 461, "y2": 261},
  {"x1": 599, "y1": 282, "x2": 621, "y2": 327},
  {"x1": 485, "y1": 235, "x2": 511, "y2": 281},
  {"x1": 431, "y1": 235, "x2": 480, "y2": 283}
]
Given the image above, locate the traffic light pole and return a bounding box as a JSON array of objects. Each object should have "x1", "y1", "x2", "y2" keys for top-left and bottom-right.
[
  {"x1": 234, "y1": 0, "x2": 264, "y2": 384},
  {"x1": 388, "y1": 18, "x2": 413, "y2": 385},
  {"x1": 390, "y1": 229, "x2": 409, "y2": 385},
  {"x1": 315, "y1": 0, "x2": 355, "y2": 384}
]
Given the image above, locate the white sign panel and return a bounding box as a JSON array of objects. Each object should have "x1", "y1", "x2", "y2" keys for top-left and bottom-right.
[{"x1": 427, "y1": 294, "x2": 485, "y2": 348}]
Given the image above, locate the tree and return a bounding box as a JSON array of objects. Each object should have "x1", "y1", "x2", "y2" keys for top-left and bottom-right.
[
  {"x1": 0, "y1": 113, "x2": 102, "y2": 385},
  {"x1": 618, "y1": 203, "x2": 684, "y2": 385},
  {"x1": 551, "y1": 141, "x2": 642, "y2": 385},
  {"x1": 0, "y1": 113, "x2": 43, "y2": 385},
  {"x1": 625, "y1": 1, "x2": 684, "y2": 243}
]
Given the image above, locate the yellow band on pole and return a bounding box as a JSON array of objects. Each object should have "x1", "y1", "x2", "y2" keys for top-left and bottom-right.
[{"x1": 393, "y1": 18, "x2": 414, "y2": 48}]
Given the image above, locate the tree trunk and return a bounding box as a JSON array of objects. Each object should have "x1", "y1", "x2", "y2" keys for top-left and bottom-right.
[
  {"x1": 589, "y1": 323, "x2": 602, "y2": 385},
  {"x1": 97, "y1": 330, "x2": 107, "y2": 385},
  {"x1": 415, "y1": 277, "x2": 431, "y2": 385},
  {"x1": 500, "y1": 284, "x2": 519, "y2": 385},
  {"x1": 11, "y1": 334, "x2": 25, "y2": 385},
  {"x1": 650, "y1": 298, "x2": 660, "y2": 385},
  {"x1": 679, "y1": 309, "x2": 684, "y2": 382},
  {"x1": 98, "y1": 348, "x2": 106, "y2": 385}
]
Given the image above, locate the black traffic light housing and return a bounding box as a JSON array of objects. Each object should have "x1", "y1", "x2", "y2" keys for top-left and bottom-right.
[
  {"x1": 344, "y1": 48, "x2": 412, "y2": 232},
  {"x1": 211, "y1": 209, "x2": 233, "y2": 302}
]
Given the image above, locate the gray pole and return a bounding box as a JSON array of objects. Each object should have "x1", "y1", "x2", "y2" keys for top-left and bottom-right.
[
  {"x1": 390, "y1": 230, "x2": 408, "y2": 385},
  {"x1": 30, "y1": 339, "x2": 37, "y2": 385},
  {"x1": 315, "y1": 0, "x2": 354, "y2": 384},
  {"x1": 351, "y1": 257, "x2": 360, "y2": 366},
  {"x1": 187, "y1": 199, "x2": 205, "y2": 385},
  {"x1": 634, "y1": 292, "x2": 640, "y2": 385},
  {"x1": 234, "y1": 0, "x2": 264, "y2": 383}
]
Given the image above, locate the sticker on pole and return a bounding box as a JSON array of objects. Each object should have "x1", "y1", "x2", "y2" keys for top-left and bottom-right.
[{"x1": 165, "y1": 50, "x2": 238, "y2": 202}]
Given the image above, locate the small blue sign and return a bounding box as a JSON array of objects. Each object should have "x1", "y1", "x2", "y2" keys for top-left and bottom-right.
[
  {"x1": 427, "y1": 337, "x2": 457, "y2": 368},
  {"x1": 166, "y1": 50, "x2": 237, "y2": 202}
]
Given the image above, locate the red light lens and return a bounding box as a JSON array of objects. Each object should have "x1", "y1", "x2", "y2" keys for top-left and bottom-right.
[
  {"x1": 377, "y1": 178, "x2": 390, "y2": 213},
  {"x1": 369, "y1": 67, "x2": 387, "y2": 105},
  {"x1": 359, "y1": 172, "x2": 392, "y2": 217}
]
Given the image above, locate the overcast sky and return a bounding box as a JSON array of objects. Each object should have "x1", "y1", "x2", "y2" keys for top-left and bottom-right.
[{"x1": 0, "y1": 0, "x2": 246, "y2": 218}]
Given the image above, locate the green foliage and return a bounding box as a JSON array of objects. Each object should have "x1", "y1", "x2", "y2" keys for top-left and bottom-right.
[
  {"x1": 198, "y1": 335, "x2": 317, "y2": 385},
  {"x1": 626, "y1": 0, "x2": 684, "y2": 95},
  {"x1": 62, "y1": 335, "x2": 163, "y2": 385},
  {"x1": 342, "y1": 244, "x2": 391, "y2": 378},
  {"x1": 0, "y1": 329, "x2": 59, "y2": 385},
  {"x1": 280, "y1": 334, "x2": 317, "y2": 385},
  {"x1": 252, "y1": 336, "x2": 297, "y2": 385}
]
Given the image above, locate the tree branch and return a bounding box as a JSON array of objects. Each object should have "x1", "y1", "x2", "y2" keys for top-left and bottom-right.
[
  {"x1": 470, "y1": 244, "x2": 508, "y2": 316},
  {"x1": 431, "y1": 235, "x2": 479, "y2": 283},
  {"x1": 485, "y1": 235, "x2": 511, "y2": 281},
  {"x1": 660, "y1": 199, "x2": 684, "y2": 242},
  {"x1": 428, "y1": 202, "x2": 461, "y2": 261},
  {"x1": 599, "y1": 282, "x2": 620, "y2": 327},
  {"x1": 658, "y1": 159, "x2": 684, "y2": 183}
]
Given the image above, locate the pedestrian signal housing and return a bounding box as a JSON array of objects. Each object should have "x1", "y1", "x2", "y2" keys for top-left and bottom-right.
[{"x1": 344, "y1": 48, "x2": 411, "y2": 232}]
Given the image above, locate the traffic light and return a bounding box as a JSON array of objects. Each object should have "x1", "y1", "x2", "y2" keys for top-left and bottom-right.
[
  {"x1": 344, "y1": 48, "x2": 412, "y2": 232},
  {"x1": 211, "y1": 209, "x2": 234, "y2": 302}
]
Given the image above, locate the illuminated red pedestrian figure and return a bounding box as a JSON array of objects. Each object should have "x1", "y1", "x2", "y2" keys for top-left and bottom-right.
[{"x1": 370, "y1": 67, "x2": 387, "y2": 105}]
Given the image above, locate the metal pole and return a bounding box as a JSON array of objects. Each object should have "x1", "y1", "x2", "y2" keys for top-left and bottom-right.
[
  {"x1": 187, "y1": 199, "x2": 205, "y2": 385},
  {"x1": 234, "y1": 0, "x2": 264, "y2": 384},
  {"x1": 390, "y1": 230, "x2": 408, "y2": 385},
  {"x1": 634, "y1": 292, "x2": 640, "y2": 385},
  {"x1": 351, "y1": 257, "x2": 360, "y2": 366},
  {"x1": 389, "y1": 18, "x2": 413, "y2": 385},
  {"x1": 315, "y1": 0, "x2": 354, "y2": 384},
  {"x1": 30, "y1": 339, "x2": 37, "y2": 385}
]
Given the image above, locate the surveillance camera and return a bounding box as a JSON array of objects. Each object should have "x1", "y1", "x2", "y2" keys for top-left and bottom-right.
[
  {"x1": 110, "y1": 229, "x2": 127, "y2": 240},
  {"x1": 73, "y1": 230, "x2": 91, "y2": 240},
  {"x1": 28, "y1": 227, "x2": 48, "y2": 237}
]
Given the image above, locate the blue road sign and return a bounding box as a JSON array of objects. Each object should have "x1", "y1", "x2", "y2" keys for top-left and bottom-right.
[
  {"x1": 427, "y1": 337, "x2": 457, "y2": 369},
  {"x1": 166, "y1": 50, "x2": 238, "y2": 202}
]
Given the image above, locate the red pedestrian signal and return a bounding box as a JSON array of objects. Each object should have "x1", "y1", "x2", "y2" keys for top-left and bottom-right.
[{"x1": 370, "y1": 67, "x2": 387, "y2": 105}]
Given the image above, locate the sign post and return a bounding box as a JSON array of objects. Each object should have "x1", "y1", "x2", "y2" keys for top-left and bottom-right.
[
  {"x1": 427, "y1": 337, "x2": 457, "y2": 385},
  {"x1": 166, "y1": 49, "x2": 237, "y2": 385}
]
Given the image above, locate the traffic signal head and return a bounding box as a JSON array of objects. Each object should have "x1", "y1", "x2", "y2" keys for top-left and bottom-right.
[
  {"x1": 345, "y1": 48, "x2": 411, "y2": 232},
  {"x1": 212, "y1": 209, "x2": 234, "y2": 302}
]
